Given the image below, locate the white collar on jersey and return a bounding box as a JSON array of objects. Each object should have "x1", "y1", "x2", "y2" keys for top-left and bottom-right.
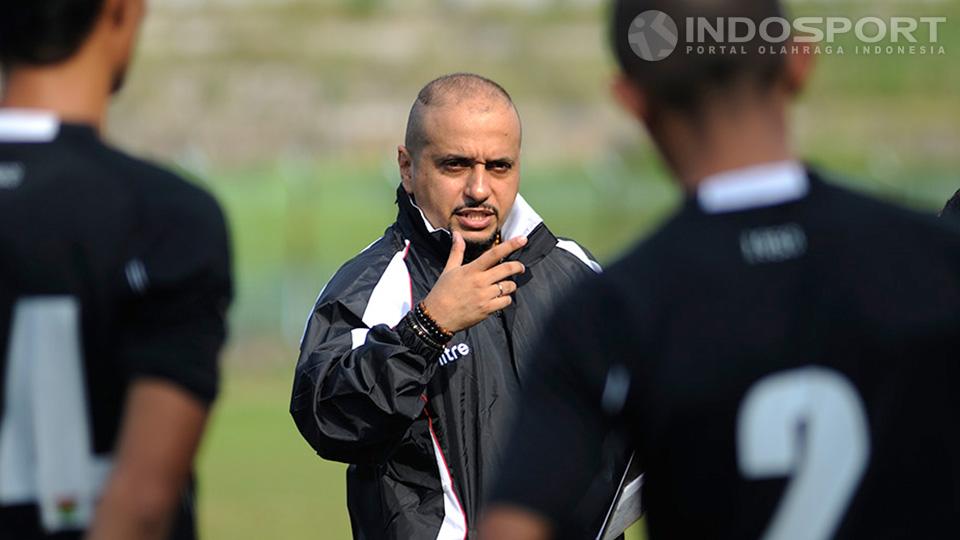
[
  {"x1": 410, "y1": 192, "x2": 544, "y2": 241},
  {"x1": 0, "y1": 108, "x2": 60, "y2": 143},
  {"x1": 697, "y1": 160, "x2": 808, "y2": 214}
]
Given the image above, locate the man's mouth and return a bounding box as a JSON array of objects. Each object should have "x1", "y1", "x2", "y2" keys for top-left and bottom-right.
[{"x1": 454, "y1": 208, "x2": 496, "y2": 231}]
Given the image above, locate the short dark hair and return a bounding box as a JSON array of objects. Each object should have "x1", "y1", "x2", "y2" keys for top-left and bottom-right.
[
  {"x1": 610, "y1": 0, "x2": 787, "y2": 113},
  {"x1": 942, "y1": 189, "x2": 960, "y2": 219},
  {"x1": 404, "y1": 73, "x2": 518, "y2": 155},
  {"x1": 0, "y1": 1, "x2": 105, "y2": 67}
]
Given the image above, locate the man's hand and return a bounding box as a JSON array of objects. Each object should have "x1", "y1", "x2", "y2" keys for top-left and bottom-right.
[{"x1": 422, "y1": 232, "x2": 527, "y2": 333}]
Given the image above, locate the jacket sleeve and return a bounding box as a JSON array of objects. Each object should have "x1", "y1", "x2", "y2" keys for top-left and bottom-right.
[{"x1": 290, "y1": 297, "x2": 443, "y2": 464}]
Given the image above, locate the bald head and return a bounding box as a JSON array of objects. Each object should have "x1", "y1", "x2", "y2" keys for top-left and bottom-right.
[
  {"x1": 405, "y1": 73, "x2": 520, "y2": 156},
  {"x1": 397, "y1": 73, "x2": 523, "y2": 255}
]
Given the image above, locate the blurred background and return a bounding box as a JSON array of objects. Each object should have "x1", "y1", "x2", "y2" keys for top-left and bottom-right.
[{"x1": 107, "y1": 0, "x2": 958, "y2": 538}]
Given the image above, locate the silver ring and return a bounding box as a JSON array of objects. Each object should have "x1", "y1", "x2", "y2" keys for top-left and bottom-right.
[{"x1": 497, "y1": 282, "x2": 504, "y2": 298}]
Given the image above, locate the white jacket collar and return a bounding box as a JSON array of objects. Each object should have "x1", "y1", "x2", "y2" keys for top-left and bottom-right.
[{"x1": 410, "y1": 192, "x2": 544, "y2": 241}]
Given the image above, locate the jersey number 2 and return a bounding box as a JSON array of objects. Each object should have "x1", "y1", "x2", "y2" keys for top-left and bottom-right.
[{"x1": 737, "y1": 367, "x2": 870, "y2": 540}]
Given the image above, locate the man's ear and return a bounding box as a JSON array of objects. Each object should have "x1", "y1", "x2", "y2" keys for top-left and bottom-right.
[
  {"x1": 102, "y1": 0, "x2": 144, "y2": 57},
  {"x1": 398, "y1": 145, "x2": 414, "y2": 194},
  {"x1": 611, "y1": 74, "x2": 650, "y2": 124},
  {"x1": 103, "y1": 0, "x2": 139, "y2": 30},
  {"x1": 781, "y1": 35, "x2": 816, "y2": 98}
]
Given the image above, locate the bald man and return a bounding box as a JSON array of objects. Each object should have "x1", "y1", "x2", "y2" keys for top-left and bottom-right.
[{"x1": 291, "y1": 73, "x2": 627, "y2": 539}]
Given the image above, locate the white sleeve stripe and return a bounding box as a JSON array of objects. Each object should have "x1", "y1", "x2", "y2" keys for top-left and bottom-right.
[
  {"x1": 353, "y1": 241, "x2": 412, "y2": 350},
  {"x1": 556, "y1": 239, "x2": 602, "y2": 274},
  {"x1": 299, "y1": 241, "x2": 412, "y2": 350},
  {"x1": 298, "y1": 236, "x2": 386, "y2": 348}
]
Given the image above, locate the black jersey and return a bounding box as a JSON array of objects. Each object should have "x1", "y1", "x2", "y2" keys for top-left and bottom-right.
[
  {"x1": 490, "y1": 166, "x2": 960, "y2": 539},
  {"x1": 0, "y1": 110, "x2": 232, "y2": 539}
]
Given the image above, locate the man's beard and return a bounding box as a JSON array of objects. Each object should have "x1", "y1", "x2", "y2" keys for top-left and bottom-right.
[
  {"x1": 462, "y1": 230, "x2": 500, "y2": 263},
  {"x1": 449, "y1": 202, "x2": 500, "y2": 263}
]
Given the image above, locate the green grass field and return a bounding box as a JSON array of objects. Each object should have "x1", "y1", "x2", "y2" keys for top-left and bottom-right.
[{"x1": 198, "y1": 367, "x2": 355, "y2": 539}]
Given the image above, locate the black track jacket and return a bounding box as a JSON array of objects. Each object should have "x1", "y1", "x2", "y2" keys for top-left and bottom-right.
[{"x1": 292, "y1": 187, "x2": 625, "y2": 539}]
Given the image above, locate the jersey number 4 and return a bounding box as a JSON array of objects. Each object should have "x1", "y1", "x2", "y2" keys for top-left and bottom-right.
[
  {"x1": 0, "y1": 297, "x2": 109, "y2": 532},
  {"x1": 737, "y1": 367, "x2": 870, "y2": 540}
]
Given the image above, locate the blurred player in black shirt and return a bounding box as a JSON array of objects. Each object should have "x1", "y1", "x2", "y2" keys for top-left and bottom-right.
[
  {"x1": 481, "y1": 0, "x2": 960, "y2": 539},
  {"x1": 0, "y1": 1, "x2": 232, "y2": 539}
]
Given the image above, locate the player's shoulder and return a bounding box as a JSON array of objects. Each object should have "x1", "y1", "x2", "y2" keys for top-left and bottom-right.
[
  {"x1": 95, "y1": 144, "x2": 227, "y2": 235},
  {"x1": 103, "y1": 147, "x2": 222, "y2": 213},
  {"x1": 552, "y1": 235, "x2": 649, "y2": 321},
  {"x1": 814, "y1": 172, "x2": 960, "y2": 246},
  {"x1": 579, "y1": 203, "x2": 709, "y2": 329},
  {"x1": 604, "y1": 203, "x2": 691, "y2": 280}
]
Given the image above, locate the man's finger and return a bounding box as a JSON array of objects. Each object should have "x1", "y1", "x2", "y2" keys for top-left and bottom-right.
[
  {"x1": 486, "y1": 262, "x2": 525, "y2": 284},
  {"x1": 488, "y1": 280, "x2": 519, "y2": 300},
  {"x1": 444, "y1": 232, "x2": 466, "y2": 272},
  {"x1": 485, "y1": 295, "x2": 513, "y2": 313},
  {"x1": 475, "y1": 236, "x2": 527, "y2": 270}
]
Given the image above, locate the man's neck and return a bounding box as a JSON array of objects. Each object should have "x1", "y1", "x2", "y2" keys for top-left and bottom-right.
[
  {"x1": 1, "y1": 59, "x2": 112, "y2": 131},
  {"x1": 658, "y1": 95, "x2": 795, "y2": 193}
]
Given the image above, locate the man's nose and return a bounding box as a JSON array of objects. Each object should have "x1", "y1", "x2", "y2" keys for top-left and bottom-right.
[{"x1": 465, "y1": 164, "x2": 490, "y2": 202}]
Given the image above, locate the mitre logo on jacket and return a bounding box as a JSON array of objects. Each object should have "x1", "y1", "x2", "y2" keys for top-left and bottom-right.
[{"x1": 439, "y1": 342, "x2": 471, "y2": 366}]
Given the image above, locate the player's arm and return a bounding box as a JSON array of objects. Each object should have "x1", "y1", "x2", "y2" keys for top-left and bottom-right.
[
  {"x1": 85, "y1": 380, "x2": 208, "y2": 540},
  {"x1": 89, "y1": 184, "x2": 232, "y2": 539}
]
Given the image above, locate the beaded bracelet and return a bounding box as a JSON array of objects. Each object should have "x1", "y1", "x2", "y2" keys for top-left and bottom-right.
[
  {"x1": 415, "y1": 302, "x2": 454, "y2": 343},
  {"x1": 405, "y1": 311, "x2": 445, "y2": 351}
]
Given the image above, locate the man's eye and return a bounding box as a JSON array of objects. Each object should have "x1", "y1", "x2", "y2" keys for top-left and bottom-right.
[
  {"x1": 487, "y1": 162, "x2": 512, "y2": 173},
  {"x1": 442, "y1": 160, "x2": 470, "y2": 171}
]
